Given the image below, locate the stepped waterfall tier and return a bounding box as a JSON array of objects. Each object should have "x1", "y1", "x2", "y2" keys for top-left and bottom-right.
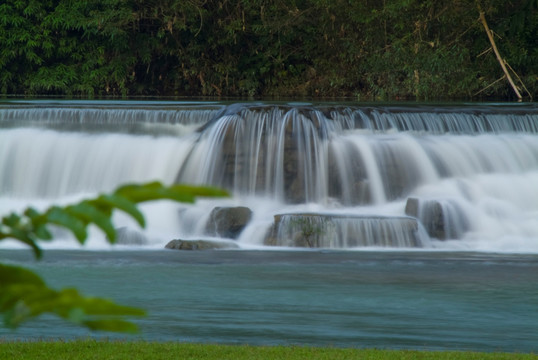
[{"x1": 1, "y1": 101, "x2": 538, "y2": 251}]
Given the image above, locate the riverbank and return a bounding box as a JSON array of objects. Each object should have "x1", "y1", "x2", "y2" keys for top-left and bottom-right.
[{"x1": 1, "y1": 340, "x2": 536, "y2": 360}]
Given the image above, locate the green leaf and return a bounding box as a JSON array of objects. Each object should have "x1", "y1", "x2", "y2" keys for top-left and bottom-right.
[
  {"x1": 92, "y1": 194, "x2": 145, "y2": 228},
  {"x1": 45, "y1": 206, "x2": 88, "y2": 243},
  {"x1": 23, "y1": 207, "x2": 44, "y2": 223},
  {"x1": 2, "y1": 227, "x2": 42, "y2": 259},
  {"x1": 116, "y1": 182, "x2": 229, "y2": 204},
  {"x1": 0, "y1": 264, "x2": 145, "y2": 331},
  {"x1": 2, "y1": 213, "x2": 21, "y2": 227},
  {"x1": 66, "y1": 202, "x2": 116, "y2": 243},
  {"x1": 114, "y1": 181, "x2": 169, "y2": 202},
  {"x1": 34, "y1": 224, "x2": 53, "y2": 241},
  {"x1": 77, "y1": 297, "x2": 146, "y2": 317},
  {"x1": 170, "y1": 184, "x2": 230, "y2": 199},
  {"x1": 0, "y1": 264, "x2": 45, "y2": 287}
]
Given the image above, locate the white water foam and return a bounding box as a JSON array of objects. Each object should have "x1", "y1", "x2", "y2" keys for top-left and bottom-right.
[{"x1": 1, "y1": 104, "x2": 538, "y2": 253}]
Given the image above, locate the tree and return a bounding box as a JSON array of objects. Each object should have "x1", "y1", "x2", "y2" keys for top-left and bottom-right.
[
  {"x1": 1, "y1": 0, "x2": 536, "y2": 98},
  {"x1": 0, "y1": 182, "x2": 228, "y2": 333}
]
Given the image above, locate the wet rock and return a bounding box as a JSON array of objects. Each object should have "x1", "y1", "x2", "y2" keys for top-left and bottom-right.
[
  {"x1": 205, "y1": 206, "x2": 253, "y2": 238},
  {"x1": 405, "y1": 197, "x2": 469, "y2": 240},
  {"x1": 165, "y1": 239, "x2": 239, "y2": 250},
  {"x1": 327, "y1": 141, "x2": 371, "y2": 205},
  {"x1": 264, "y1": 213, "x2": 423, "y2": 248}
]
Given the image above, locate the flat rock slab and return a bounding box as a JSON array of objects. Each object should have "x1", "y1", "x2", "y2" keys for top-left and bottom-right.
[
  {"x1": 265, "y1": 213, "x2": 423, "y2": 248},
  {"x1": 165, "y1": 239, "x2": 240, "y2": 250}
]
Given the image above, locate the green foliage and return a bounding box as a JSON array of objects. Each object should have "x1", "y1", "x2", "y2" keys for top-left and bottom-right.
[
  {"x1": 0, "y1": 181, "x2": 229, "y2": 332},
  {"x1": 289, "y1": 217, "x2": 326, "y2": 248},
  {"x1": 1, "y1": 340, "x2": 537, "y2": 360},
  {"x1": 0, "y1": 0, "x2": 536, "y2": 99},
  {"x1": 0, "y1": 264, "x2": 145, "y2": 332},
  {"x1": 1, "y1": 182, "x2": 228, "y2": 258}
]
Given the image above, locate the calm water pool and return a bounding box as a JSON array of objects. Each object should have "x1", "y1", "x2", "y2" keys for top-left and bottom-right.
[{"x1": 1, "y1": 249, "x2": 537, "y2": 352}]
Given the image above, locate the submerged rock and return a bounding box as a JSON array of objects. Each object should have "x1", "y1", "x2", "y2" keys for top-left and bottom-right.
[
  {"x1": 165, "y1": 239, "x2": 239, "y2": 250},
  {"x1": 205, "y1": 206, "x2": 252, "y2": 239},
  {"x1": 264, "y1": 213, "x2": 423, "y2": 248}
]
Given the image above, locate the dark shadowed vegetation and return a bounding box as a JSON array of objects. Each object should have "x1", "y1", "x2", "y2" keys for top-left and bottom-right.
[{"x1": 0, "y1": 0, "x2": 536, "y2": 99}]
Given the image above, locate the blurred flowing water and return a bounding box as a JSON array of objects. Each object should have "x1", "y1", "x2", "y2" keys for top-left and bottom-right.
[
  {"x1": 1, "y1": 101, "x2": 538, "y2": 351},
  {"x1": 2, "y1": 101, "x2": 538, "y2": 251}
]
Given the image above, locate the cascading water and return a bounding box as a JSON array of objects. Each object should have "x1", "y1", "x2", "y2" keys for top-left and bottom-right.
[{"x1": 1, "y1": 101, "x2": 538, "y2": 252}]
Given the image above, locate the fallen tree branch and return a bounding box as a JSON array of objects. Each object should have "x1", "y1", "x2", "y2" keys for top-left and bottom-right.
[
  {"x1": 476, "y1": 46, "x2": 492, "y2": 58},
  {"x1": 505, "y1": 61, "x2": 533, "y2": 100},
  {"x1": 473, "y1": 75, "x2": 506, "y2": 96},
  {"x1": 477, "y1": 6, "x2": 522, "y2": 100}
]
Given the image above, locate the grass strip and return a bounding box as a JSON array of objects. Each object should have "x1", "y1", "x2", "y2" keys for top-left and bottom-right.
[{"x1": 0, "y1": 340, "x2": 536, "y2": 360}]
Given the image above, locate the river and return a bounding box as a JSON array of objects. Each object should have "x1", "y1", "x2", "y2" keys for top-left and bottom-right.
[{"x1": 1, "y1": 249, "x2": 537, "y2": 352}]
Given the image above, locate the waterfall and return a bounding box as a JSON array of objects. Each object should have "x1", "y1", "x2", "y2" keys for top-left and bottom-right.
[
  {"x1": 0, "y1": 128, "x2": 195, "y2": 197},
  {"x1": 177, "y1": 107, "x2": 337, "y2": 202},
  {"x1": 177, "y1": 105, "x2": 538, "y2": 204},
  {"x1": 1, "y1": 101, "x2": 538, "y2": 252},
  {"x1": 0, "y1": 103, "x2": 221, "y2": 126}
]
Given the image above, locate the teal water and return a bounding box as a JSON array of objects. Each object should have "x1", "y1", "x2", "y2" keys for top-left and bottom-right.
[{"x1": 1, "y1": 249, "x2": 537, "y2": 352}]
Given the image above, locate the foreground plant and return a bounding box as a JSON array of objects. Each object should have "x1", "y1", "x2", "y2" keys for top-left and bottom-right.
[{"x1": 0, "y1": 182, "x2": 228, "y2": 333}]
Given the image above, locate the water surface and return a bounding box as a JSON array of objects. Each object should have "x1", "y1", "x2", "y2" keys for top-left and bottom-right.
[{"x1": 1, "y1": 249, "x2": 536, "y2": 352}]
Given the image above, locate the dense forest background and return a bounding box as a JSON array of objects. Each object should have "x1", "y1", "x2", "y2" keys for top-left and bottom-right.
[{"x1": 0, "y1": 0, "x2": 536, "y2": 100}]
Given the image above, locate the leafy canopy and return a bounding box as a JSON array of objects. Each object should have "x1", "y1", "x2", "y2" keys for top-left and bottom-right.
[{"x1": 1, "y1": 0, "x2": 536, "y2": 99}]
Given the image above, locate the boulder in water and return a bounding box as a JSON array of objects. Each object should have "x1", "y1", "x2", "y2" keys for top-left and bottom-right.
[
  {"x1": 165, "y1": 239, "x2": 239, "y2": 250},
  {"x1": 264, "y1": 213, "x2": 423, "y2": 248},
  {"x1": 205, "y1": 206, "x2": 252, "y2": 238}
]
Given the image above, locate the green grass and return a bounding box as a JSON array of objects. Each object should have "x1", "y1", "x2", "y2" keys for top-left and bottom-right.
[{"x1": 0, "y1": 340, "x2": 536, "y2": 360}]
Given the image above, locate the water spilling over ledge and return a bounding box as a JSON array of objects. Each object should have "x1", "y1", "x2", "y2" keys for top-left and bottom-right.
[
  {"x1": 2, "y1": 102, "x2": 538, "y2": 133},
  {"x1": 1, "y1": 101, "x2": 538, "y2": 251},
  {"x1": 265, "y1": 213, "x2": 426, "y2": 248}
]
